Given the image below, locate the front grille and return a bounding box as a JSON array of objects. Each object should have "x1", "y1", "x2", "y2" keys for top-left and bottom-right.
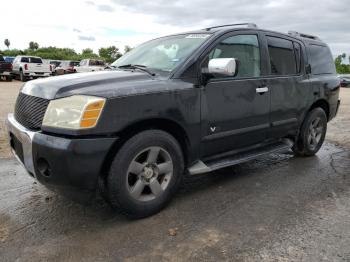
[{"x1": 14, "y1": 93, "x2": 50, "y2": 130}]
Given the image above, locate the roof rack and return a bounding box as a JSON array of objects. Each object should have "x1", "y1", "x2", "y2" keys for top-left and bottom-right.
[
  {"x1": 205, "y1": 23, "x2": 258, "y2": 31},
  {"x1": 288, "y1": 31, "x2": 320, "y2": 41}
]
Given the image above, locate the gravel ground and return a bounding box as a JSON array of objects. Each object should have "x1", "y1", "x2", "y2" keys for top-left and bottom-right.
[{"x1": 0, "y1": 81, "x2": 349, "y2": 261}]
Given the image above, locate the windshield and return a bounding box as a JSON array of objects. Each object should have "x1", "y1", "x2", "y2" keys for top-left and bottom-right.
[{"x1": 111, "y1": 33, "x2": 212, "y2": 72}]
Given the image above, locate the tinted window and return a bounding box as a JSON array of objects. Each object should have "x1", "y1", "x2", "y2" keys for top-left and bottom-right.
[
  {"x1": 207, "y1": 34, "x2": 261, "y2": 78},
  {"x1": 267, "y1": 36, "x2": 296, "y2": 75},
  {"x1": 89, "y1": 60, "x2": 105, "y2": 66},
  {"x1": 309, "y1": 45, "x2": 336, "y2": 75},
  {"x1": 21, "y1": 57, "x2": 29, "y2": 63},
  {"x1": 30, "y1": 57, "x2": 42, "y2": 64},
  {"x1": 70, "y1": 61, "x2": 80, "y2": 66}
]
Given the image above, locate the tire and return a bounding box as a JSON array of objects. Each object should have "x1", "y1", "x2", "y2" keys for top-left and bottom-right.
[
  {"x1": 106, "y1": 130, "x2": 184, "y2": 218},
  {"x1": 293, "y1": 108, "x2": 327, "y2": 156},
  {"x1": 5, "y1": 75, "x2": 12, "y2": 82},
  {"x1": 20, "y1": 70, "x2": 27, "y2": 82}
]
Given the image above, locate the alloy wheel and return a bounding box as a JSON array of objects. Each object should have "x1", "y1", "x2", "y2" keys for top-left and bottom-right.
[{"x1": 126, "y1": 146, "x2": 173, "y2": 202}]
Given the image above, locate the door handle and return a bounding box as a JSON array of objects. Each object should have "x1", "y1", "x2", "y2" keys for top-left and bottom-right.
[{"x1": 256, "y1": 86, "x2": 269, "y2": 94}]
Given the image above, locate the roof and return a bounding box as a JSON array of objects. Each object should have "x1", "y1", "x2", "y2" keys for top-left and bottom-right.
[{"x1": 184, "y1": 23, "x2": 325, "y2": 45}]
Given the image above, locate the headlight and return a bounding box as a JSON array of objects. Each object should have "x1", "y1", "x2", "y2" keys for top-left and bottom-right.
[{"x1": 42, "y1": 95, "x2": 106, "y2": 130}]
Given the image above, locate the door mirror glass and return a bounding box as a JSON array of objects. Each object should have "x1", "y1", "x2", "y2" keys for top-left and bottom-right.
[{"x1": 208, "y1": 58, "x2": 238, "y2": 76}]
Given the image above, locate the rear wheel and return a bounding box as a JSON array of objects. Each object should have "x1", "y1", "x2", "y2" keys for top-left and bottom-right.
[
  {"x1": 5, "y1": 75, "x2": 12, "y2": 82},
  {"x1": 106, "y1": 130, "x2": 184, "y2": 218},
  {"x1": 293, "y1": 108, "x2": 327, "y2": 156}
]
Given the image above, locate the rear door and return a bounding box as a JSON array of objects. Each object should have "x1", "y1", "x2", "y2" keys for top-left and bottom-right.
[
  {"x1": 261, "y1": 33, "x2": 311, "y2": 139},
  {"x1": 200, "y1": 31, "x2": 271, "y2": 157}
]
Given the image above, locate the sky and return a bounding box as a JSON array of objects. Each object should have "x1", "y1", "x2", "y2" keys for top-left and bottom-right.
[{"x1": 0, "y1": 0, "x2": 349, "y2": 58}]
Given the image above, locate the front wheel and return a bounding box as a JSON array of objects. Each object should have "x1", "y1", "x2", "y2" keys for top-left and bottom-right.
[
  {"x1": 293, "y1": 108, "x2": 327, "y2": 156},
  {"x1": 106, "y1": 130, "x2": 184, "y2": 218}
]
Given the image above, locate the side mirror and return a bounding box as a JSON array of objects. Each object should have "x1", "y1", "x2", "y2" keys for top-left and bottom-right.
[{"x1": 207, "y1": 58, "x2": 238, "y2": 77}]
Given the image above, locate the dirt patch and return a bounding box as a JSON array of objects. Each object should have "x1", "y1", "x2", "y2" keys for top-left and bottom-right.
[
  {"x1": 0, "y1": 80, "x2": 21, "y2": 158},
  {"x1": 327, "y1": 88, "x2": 350, "y2": 148}
]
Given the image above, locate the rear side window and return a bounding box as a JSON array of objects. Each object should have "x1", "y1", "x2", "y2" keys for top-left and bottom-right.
[
  {"x1": 21, "y1": 57, "x2": 29, "y2": 63},
  {"x1": 308, "y1": 45, "x2": 336, "y2": 75},
  {"x1": 267, "y1": 36, "x2": 297, "y2": 75},
  {"x1": 0, "y1": 55, "x2": 4, "y2": 61},
  {"x1": 30, "y1": 57, "x2": 42, "y2": 64}
]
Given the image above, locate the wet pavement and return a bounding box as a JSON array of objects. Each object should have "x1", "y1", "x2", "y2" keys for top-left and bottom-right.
[{"x1": 1, "y1": 142, "x2": 350, "y2": 261}]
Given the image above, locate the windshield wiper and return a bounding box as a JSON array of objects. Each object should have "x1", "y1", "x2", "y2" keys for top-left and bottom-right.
[{"x1": 117, "y1": 64, "x2": 156, "y2": 76}]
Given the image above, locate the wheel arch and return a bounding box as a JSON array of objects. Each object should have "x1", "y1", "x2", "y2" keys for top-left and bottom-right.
[
  {"x1": 100, "y1": 118, "x2": 191, "y2": 177},
  {"x1": 308, "y1": 99, "x2": 330, "y2": 121}
]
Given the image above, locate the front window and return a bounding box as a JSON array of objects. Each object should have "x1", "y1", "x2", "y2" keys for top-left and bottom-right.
[
  {"x1": 203, "y1": 34, "x2": 261, "y2": 78},
  {"x1": 112, "y1": 33, "x2": 212, "y2": 72}
]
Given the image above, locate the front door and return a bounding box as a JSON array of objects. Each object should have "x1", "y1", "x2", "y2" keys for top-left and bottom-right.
[{"x1": 200, "y1": 33, "x2": 270, "y2": 157}]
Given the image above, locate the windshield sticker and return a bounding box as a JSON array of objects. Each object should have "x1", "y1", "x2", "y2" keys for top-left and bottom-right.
[{"x1": 185, "y1": 34, "x2": 211, "y2": 39}]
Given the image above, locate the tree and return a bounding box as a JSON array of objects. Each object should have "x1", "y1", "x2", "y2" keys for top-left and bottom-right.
[
  {"x1": 98, "y1": 46, "x2": 122, "y2": 63},
  {"x1": 335, "y1": 54, "x2": 350, "y2": 74},
  {"x1": 4, "y1": 39, "x2": 10, "y2": 49},
  {"x1": 124, "y1": 45, "x2": 132, "y2": 54},
  {"x1": 80, "y1": 48, "x2": 99, "y2": 59},
  {"x1": 29, "y1": 41, "x2": 39, "y2": 50}
]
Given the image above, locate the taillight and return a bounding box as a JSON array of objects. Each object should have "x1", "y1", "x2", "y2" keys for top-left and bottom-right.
[
  {"x1": 9, "y1": 64, "x2": 13, "y2": 70},
  {"x1": 50, "y1": 65, "x2": 52, "y2": 71},
  {"x1": 24, "y1": 64, "x2": 28, "y2": 70}
]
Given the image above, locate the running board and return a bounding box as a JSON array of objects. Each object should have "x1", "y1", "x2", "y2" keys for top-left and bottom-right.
[{"x1": 188, "y1": 139, "x2": 293, "y2": 175}]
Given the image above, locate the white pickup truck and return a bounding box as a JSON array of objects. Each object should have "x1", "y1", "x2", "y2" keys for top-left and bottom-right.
[
  {"x1": 12, "y1": 56, "x2": 52, "y2": 82},
  {"x1": 75, "y1": 59, "x2": 106, "y2": 73}
]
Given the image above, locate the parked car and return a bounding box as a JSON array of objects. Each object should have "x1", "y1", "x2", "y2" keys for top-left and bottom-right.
[
  {"x1": 0, "y1": 54, "x2": 12, "y2": 81},
  {"x1": 75, "y1": 59, "x2": 105, "y2": 73},
  {"x1": 339, "y1": 74, "x2": 350, "y2": 87},
  {"x1": 50, "y1": 60, "x2": 62, "y2": 70},
  {"x1": 54, "y1": 60, "x2": 80, "y2": 75},
  {"x1": 12, "y1": 56, "x2": 52, "y2": 81},
  {"x1": 6, "y1": 23, "x2": 340, "y2": 218}
]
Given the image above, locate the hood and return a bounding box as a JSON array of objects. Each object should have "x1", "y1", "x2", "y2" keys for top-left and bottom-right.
[{"x1": 21, "y1": 70, "x2": 166, "y2": 100}]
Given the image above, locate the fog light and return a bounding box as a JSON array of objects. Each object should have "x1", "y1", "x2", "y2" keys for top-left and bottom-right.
[{"x1": 37, "y1": 158, "x2": 51, "y2": 177}]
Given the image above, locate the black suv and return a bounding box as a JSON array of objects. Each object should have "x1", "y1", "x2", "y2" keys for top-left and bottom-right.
[{"x1": 7, "y1": 24, "x2": 340, "y2": 218}]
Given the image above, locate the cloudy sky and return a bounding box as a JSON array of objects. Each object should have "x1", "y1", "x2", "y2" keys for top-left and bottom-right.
[{"x1": 0, "y1": 0, "x2": 349, "y2": 57}]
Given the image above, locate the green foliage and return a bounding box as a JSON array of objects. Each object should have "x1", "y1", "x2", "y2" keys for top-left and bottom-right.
[
  {"x1": 1, "y1": 49, "x2": 24, "y2": 57},
  {"x1": 81, "y1": 48, "x2": 99, "y2": 59},
  {"x1": 124, "y1": 45, "x2": 133, "y2": 54},
  {"x1": 0, "y1": 46, "x2": 113, "y2": 61},
  {"x1": 98, "y1": 46, "x2": 122, "y2": 63},
  {"x1": 4, "y1": 39, "x2": 10, "y2": 49},
  {"x1": 335, "y1": 54, "x2": 350, "y2": 74}
]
